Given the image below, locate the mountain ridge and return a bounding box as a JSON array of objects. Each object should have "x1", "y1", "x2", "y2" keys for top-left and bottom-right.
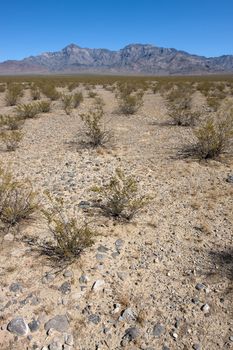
[{"x1": 0, "y1": 43, "x2": 233, "y2": 75}]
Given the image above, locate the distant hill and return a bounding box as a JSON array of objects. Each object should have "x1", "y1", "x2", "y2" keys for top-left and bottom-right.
[{"x1": 0, "y1": 43, "x2": 233, "y2": 75}]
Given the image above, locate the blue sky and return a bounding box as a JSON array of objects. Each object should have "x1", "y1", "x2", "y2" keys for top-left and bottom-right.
[{"x1": 0, "y1": 0, "x2": 233, "y2": 61}]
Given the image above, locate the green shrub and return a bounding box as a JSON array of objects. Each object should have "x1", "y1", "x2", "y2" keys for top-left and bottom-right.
[
  {"x1": 118, "y1": 91, "x2": 144, "y2": 115},
  {"x1": 5, "y1": 83, "x2": 23, "y2": 106},
  {"x1": 30, "y1": 84, "x2": 41, "y2": 100},
  {"x1": 0, "y1": 84, "x2": 6, "y2": 93},
  {"x1": 0, "y1": 167, "x2": 38, "y2": 228},
  {"x1": 41, "y1": 195, "x2": 95, "y2": 263},
  {"x1": 0, "y1": 130, "x2": 23, "y2": 151},
  {"x1": 73, "y1": 92, "x2": 84, "y2": 108},
  {"x1": 36, "y1": 100, "x2": 51, "y2": 113},
  {"x1": 80, "y1": 104, "x2": 112, "y2": 147},
  {"x1": 16, "y1": 103, "x2": 39, "y2": 119},
  {"x1": 91, "y1": 168, "x2": 150, "y2": 220},
  {"x1": 0, "y1": 115, "x2": 24, "y2": 130},
  {"x1": 193, "y1": 115, "x2": 233, "y2": 159},
  {"x1": 168, "y1": 98, "x2": 200, "y2": 126},
  {"x1": 61, "y1": 94, "x2": 73, "y2": 115},
  {"x1": 39, "y1": 83, "x2": 60, "y2": 100}
]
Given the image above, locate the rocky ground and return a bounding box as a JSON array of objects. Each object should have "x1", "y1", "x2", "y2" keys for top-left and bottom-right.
[{"x1": 0, "y1": 83, "x2": 232, "y2": 350}]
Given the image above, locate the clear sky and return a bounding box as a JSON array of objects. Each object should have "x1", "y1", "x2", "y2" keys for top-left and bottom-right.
[{"x1": 0, "y1": 0, "x2": 233, "y2": 62}]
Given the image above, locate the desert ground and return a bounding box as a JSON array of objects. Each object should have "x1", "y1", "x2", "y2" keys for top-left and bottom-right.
[{"x1": 0, "y1": 76, "x2": 232, "y2": 350}]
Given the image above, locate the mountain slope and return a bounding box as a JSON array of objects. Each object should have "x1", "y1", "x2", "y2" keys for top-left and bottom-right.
[{"x1": 0, "y1": 43, "x2": 233, "y2": 75}]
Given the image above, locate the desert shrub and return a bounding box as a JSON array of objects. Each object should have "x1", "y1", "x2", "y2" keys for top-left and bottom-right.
[
  {"x1": 118, "y1": 90, "x2": 144, "y2": 115},
  {"x1": 80, "y1": 104, "x2": 112, "y2": 147},
  {"x1": 36, "y1": 100, "x2": 51, "y2": 113},
  {"x1": 0, "y1": 167, "x2": 38, "y2": 228},
  {"x1": 16, "y1": 103, "x2": 39, "y2": 119},
  {"x1": 91, "y1": 168, "x2": 150, "y2": 220},
  {"x1": 61, "y1": 94, "x2": 73, "y2": 115},
  {"x1": 187, "y1": 114, "x2": 233, "y2": 159},
  {"x1": 0, "y1": 115, "x2": 24, "y2": 131},
  {"x1": 88, "y1": 91, "x2": 97, "y2": 98},
  {"x1": 168, "y1": 98, "x2": 200, "y2": 126},
  {"x1": 0, "y1": 130, "x2": 23, "y2": 151},
  {"x1": 39, "y1": 83, "x2": 60, "y2": 100},
  {"x1": 0, "y1": 84, "x2": 5, "y2": 93},
  {"x1": 73, "y1": 92, "x2": 84, "y2": 108},
  {"x1": 41, "y1": 195, "x2": 95, "y2": 263},
  {"x1": 30, "y1": 84, "x2": 41, "y2": 100},
  {"x1": 5, "y1": 83, "x2": 23, "y2": 106},
  {"x1": 68, "y1": 82, "x2": 79, "y2": 92}
]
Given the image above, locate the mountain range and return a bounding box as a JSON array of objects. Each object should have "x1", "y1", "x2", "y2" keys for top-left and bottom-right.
[{"x1": 0, "y1": 43, "x2": 233, "y2": 75}]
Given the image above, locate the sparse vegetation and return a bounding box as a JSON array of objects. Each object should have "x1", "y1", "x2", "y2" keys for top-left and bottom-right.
[
  {"x1": 41, "y1": 194, "x2": 95, "y2": 263},
  {"x1": 0, "y1": 115, "x2": 24, "y2": 130},
  {"x1": 73, "y1": 92, "x2": 84, "y2": 108},
  {"x1": 16, "y1": 103, "x2": 39, "y2": 119},
  {"x1": 30, "y1": 84, "x2": 41, "y2": 100},
  {"x1": 36, "y1": 100, "x2": 51, "y2": 113},
  {"x1": 117, "y1": 85, "x2": 144, "y2": 114},
  {"x1": 0, "y1": 166, "x2": 38, "y2": 229},
  {"x1": 80, "y1": 103, "x2": 112, "y2": 147},
  {"x1": 5, "y1": 83, "x2": 23, "y2": 106},
  {"x1": 61, "y1": 94, "x2": 73, "y2": 115},
  {"x1": 0, "y1": 130, "x2": 23, "y2": 151},
  {"x1": 91, "y1": 168, "x2": 150, "y2": 220}
]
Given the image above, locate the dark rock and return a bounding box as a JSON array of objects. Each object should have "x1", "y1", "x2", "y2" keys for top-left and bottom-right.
[
  {"x1": 193, "y1": 344, "x2": 202, "y2": 350},
  {"x1": 79, "y1": 274, "x2": 89, "y2": 284},
  {"x1": 78, "y1": 201, "x2": 91, "y2": 209},
  {"x1": 195, "y1": 283, "x2": 205, "y2": 291},
  {"x1": 9, "y1": 282, "x2": 23, "y2": 293},
  {"x1": 7, "y1": 317, "x2": 29, "y2": 336},
  {"x1": 123, "y1": 327, "x2": 140, "y2": 341},
  {"x1": 28, "y1": 320, "x2": 40, "y2": 332},
  {"x1": 115, "y1": 239, "x2": 125, "y2": 252},
  {"x1": 153, "y1": 323, "x2": 165, "y2": 337},
  {"x1": 88, "y1": 314, "x2": 101, "y2": 324},
  {"x1": 97, "y1": 245, "x2": 109, "y2": 253},
  {"x1": 58, "y1": 282, "x2": 71, "y2": 295},
  {"x1": 226, "y1": 175, "x2": 233, "y2": 183},
  {"x1": 44, "y1": 315, "x2": 69, "y2": 333}
]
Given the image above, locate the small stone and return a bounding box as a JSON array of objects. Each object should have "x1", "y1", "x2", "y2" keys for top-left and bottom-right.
[
  {"x1": 63, "y1": 270, "x2": 73, "y2": 278},
  {"x1": 117, "y1": 272, "x2": 127, "y2": 281},
  {"x1": 192, "y1": 297, "x2": 199, "y2": 304},
  {"x1": 44, "y1": 315, "x2": 69, "y2": 333},
  {"x1": 58, "y1": 282, "x2": 71, "y2": 295},
  {"x1": 97, "y1": 245, "x2": 109, "y2": 253},
  {"x1": 162, "y1": 346, "x2": 170, "y2": 350},
  {"x1": 64, "y1": 333, "x2": 74, "y2": 346},
  {"x1": 119, "y1": 307, "x2": 137, "y2": 322},
  {"x1": 172, "y1": 332, "x2": 178, "y2": 340},
  {"x1": 193, "y1": 344, "x2": 202, "y2": 350},
  {"x1": 63, "y1": 346, "x2": 72, "y2": 350},
  {"x1": 49, "y1": 342, "x2": 63, "y2": 350},
  {"x1": 111, "y1": 252, "x2": 120, "y2": 259},
  {"x1": 78, "y1": 201, "x2": 91, "y2": 209},
  {"x1": 195, "y1": 283, "x2": 205, "y2": 291},
  {"x1": 201, "y1": 304, "x2": 210, "y2": 314},
  {"x1": 123, "y1": 327, "x2": 139, "y2": 341},
  {"x1": 115, "y1": 239, "x2": 124, "y2": 252},
  {"x1": 4, "y1": 233, "x2": 14, "y2": 241},
  {"x1": 96, "y1": 253, "x2": 106, "y2": 261},
  {"x1": 7, "y1": 317, "x2": 29, "y2": 336},
  {"x1": 42, "y1": 272, "x2": 55, "y2": 284},
  {"x1": 88, "y1": 314, "x2": 101, "y2": 324},
  {"x1": 92, "y1": 279, "x2": 105, "y2": 292},
  {"x1": 79, "y1": 274, "x2": 89, "y2": 284},
  {"x1": 153, "y1": 323, "x2": 165, "y2": 337},
  {"x1": 28, "y1": 319, "x2": 40, "y2": 332},
  {"x1": 229, "y1": 336, "x2": 233, "y2": 342},
  {"x1": 9, "y1": 282, "x2": 23, "y2": 293},
  {"x1": 226, "y1": 175, "x2": 233, "y2": 183}
]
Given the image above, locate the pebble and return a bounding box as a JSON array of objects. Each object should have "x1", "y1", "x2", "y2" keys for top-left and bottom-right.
[
  {"x1": 42, "y1": 272, "x2": 55, "y2": 284},
  {"x1": 201, "y1": 304, "x2": 210, "y2": 314},
  {"x1": 119, "y1": 307, "x2": 137, "y2": 321},
  {"x1": 63, "y1": 270, "x2": 73, "y2": 278},
  {"x1": 9, "y1": 282, "x2": 23, "y2": 293},
  {"x1": 7, "y1": 317, "x2": 29, "y2": 336},
  {"x1": 92, "y1": 279, "x2": 105, "y2": 292},
  {"x1": 64, "y1": 333, "x2": 74, "y2": 346},
  {"x1": 193, "y1": 344, "x2": 202, "y2": 350},
  {"x1": 123, "y1": 327, "x2": 139, "y2": 341},
  {"x1": 88, "y1": 314, "x2": 101, "y2": 324},
  {"x1": 115, "y1": 239, "x2": 125, "y2": 252},
  {"x1": 44, "y1": 315, "x2": 69, "y2": 333},
  {"x1": 153, "y1": 323, "x2": 165, "y2": 337},
  {"x1": 48, "y1": 342, "x2": 63, "y2": 350},
  {"x1": 195, "y1": 283, "x2": 205, "y2": 291},
  {"x1": 79, "y1": 274, "x2": 89, "y2": 284},
  {"x1": 226, "y1": 175, "x2": 233, "y2": 183},
  {"x1": 97, "y1": 245, "x2": 109, "y2": 253},
  {"x1": 59, "y1": 282, "x2": 71, "y2": 294},
  {"x1": 28, "y1": 319, "x2": 40, "y2": 332}
]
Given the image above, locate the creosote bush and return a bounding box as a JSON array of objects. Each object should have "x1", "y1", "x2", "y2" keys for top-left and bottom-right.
[
  {"x1": 61, "y1": 94, "x2": 73, "y2": 115},
  {"x1": 0, "y1": 115, "x2": 24, "y2": 130},
  {"x1": 0, "y1": 84, "x2": 6, "y2": 93},
  {"x1": 73, "y1": 92, "x2": 84, "y2": 108},
  {"x1": 41, "y1": 194, "x2": 95, "y2": 263},
  {"x1": 0, "y1": 130, "x2": 23, "y2": 151},
  {"x1": 5, "y1": 83, "x2": 24, "y2": 106},
  {"x1": 168, "y1": 98, "x2": 200, "y2": 126},
  {"x1": 91, "y1": 168, "x2": 150, "y2": 220},
  {"x1": 118, "y1": 88, "x2": 144, "y2": 115},
  {"x1": 39, "y1": 83, "x2": 60, "y2": 101},
  {"x1": 0, "y1": 166, "x2": 38, "y2": 228},
  {"x1": 36, "y1": 100, "x2": 51, "y2": 113},
  {"x1": 30, "y1": 84, "x2": 41, "y2": 100},
  {"x1": 16, "y1": 103, "x2": 39, "y2": 119},
  {"x1": 192, "y1": 114, "x2": 233, "y2": 159},
  {"x1": 80, "y1": 103, "x2": 112, "y2": 147}
]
